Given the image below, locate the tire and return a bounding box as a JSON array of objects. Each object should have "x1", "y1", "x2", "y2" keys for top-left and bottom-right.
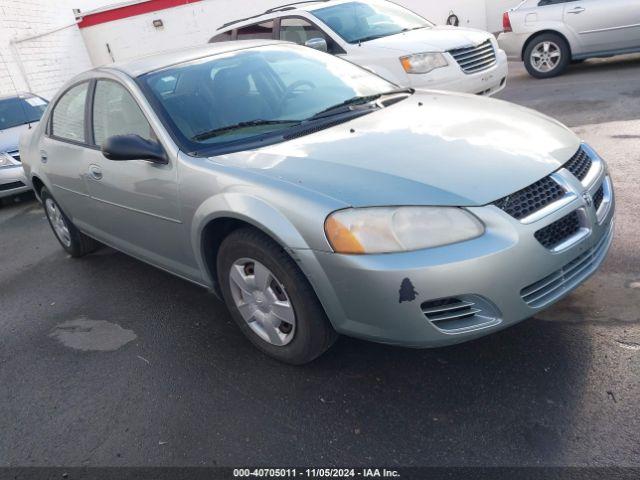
[
  {"x1": 41, "y1": 187, "x2": 99, "y2": 257},
  {"x1": 217, "y1": 227, "x2": 337, "y2": 364},
  {"x1": 524, "y1": 33, "x2": 571, "y2": 79}
]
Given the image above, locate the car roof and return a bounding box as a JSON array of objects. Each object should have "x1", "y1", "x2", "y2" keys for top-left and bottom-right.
[
  {"x1": 217, "y1": 0, "x2": 360, "y2": 31},
  {"x1": 105, "y1": 40, "x2": 287, "y2": 78}
]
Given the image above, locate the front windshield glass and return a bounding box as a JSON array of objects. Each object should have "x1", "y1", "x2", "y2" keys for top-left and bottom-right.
[
  {"x1": 0, "y1": 96, "x2": 48, "y2": 131},
  {"x1": 312, "y1": 0, "x2": 432, "y2": 44},
  {"x1": 140, "y1": 45, "x2": 396, "y2": 153}
]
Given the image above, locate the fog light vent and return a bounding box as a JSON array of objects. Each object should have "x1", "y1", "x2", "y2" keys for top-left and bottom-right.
[{"x1": 420, "y1": 296, "x2": 500, "y2": 333}]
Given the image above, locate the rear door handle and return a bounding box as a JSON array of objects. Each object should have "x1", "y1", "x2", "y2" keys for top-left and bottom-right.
[
  {"x1": 89, "y1": 165, "x2": 103, "y2": 181},
  {"x1": 40, "y1": 150, "x2": 48, "y2": 164},
  {"x1": 568, "y1": 6, "x2": 585, "y2": 13}
]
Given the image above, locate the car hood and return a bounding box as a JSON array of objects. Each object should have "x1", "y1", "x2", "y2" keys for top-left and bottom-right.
[
  {"x1": 217, "y1": 91, "x2": 580, "y2": 207},
  {"x1": 364, "y1": 26, "x2": 492, "y2": 53},
  {"x1": 0, "y1": 123, "x2": 32, "y2": 152}
]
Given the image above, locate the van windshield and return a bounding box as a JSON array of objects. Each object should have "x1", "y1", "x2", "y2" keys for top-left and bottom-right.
[
  {"x1": 0, "y1": 96, "x2": 48, "y2": 131},
  {"x1": 312, "y1": 0, "x2": 432, "y2": 44}
]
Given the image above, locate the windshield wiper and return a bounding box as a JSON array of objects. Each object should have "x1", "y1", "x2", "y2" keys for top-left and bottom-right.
[
  {"x1": 309, "y1": 88, "x2": 414, "y2": 121},
  {"x1": 192, "y1": 119, "x2": 302, "y2": 141},
  {"x1": 353, "y1": 26, "x2": 427, "y2": 44}
]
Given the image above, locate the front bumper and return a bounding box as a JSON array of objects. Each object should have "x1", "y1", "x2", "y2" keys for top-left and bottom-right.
[
  {"x1": 0, "y1": 165, "x2": 30, "y2": 199},
  {"x1": 297, "y1": 165, "x2": 615, "y2": 348},
  {"x1": 407, "y1": 49, "x2": 509, "y2": 96}
]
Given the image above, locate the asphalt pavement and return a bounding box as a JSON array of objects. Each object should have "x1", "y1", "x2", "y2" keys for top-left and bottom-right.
[{"x1": 1, "y1": 55, "x2": 639, "y2": 467}]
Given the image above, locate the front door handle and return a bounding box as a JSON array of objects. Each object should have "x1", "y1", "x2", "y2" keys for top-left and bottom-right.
[
  {"x1": 568, "y1": 6, "x2": 585, "y2": 14},
  {"x1": 89, "y1": 165, "x2": 103, "y2": 181},
  {"x1": 40, "y1": 150, "x2": 48, "y2": 164}
]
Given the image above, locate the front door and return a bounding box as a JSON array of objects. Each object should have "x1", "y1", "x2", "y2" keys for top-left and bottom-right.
[
  {"x1": 83, "y1": 78, "x2": 186, "y2": 273},
  {"x1": 563, "y1": 0, "x2": 640, "y2": 53}
]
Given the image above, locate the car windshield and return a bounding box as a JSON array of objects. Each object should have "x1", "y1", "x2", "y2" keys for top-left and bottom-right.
[
  {"x1": 140, "y1": 45, "x2": 398, "y2": 154},
  {"x1": 0, "y1": 96, "x2": 48, "y2": 131},
  {"x1": 312, "y1": 0, "x2": 432, "y2": 44}
]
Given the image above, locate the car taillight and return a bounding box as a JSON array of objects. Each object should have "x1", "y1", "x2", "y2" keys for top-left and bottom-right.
[{"x1": 503, "y1": 12, "x2": 512, "y2": 32}]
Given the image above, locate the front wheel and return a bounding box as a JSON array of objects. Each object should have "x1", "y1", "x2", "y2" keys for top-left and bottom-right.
[
  {"x1": 524, "y1": 33, "x2": 570, "y2": 79},
  {"x1": 41, "y1": 187, "x2": 99, "y2": 257},
  {"x1": 217, "y1": 227, "x2": 337, "y2": 364}
]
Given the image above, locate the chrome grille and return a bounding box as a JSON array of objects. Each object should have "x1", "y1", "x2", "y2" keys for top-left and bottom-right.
[
  {"x1": 593, "y1": 183, "x2": 605, "y2": 211},
  {"x1": 521, "y1": 225, "x2": 613, "y2": 308},
  {"x1": 534, "y1": 211, "x2": 581, "y2": 249},
  {"x1": 493, "y1": 176, "x2": 565, "y2": 220},
  {"x1": 449, "y1": 39, "x2": 497, "y2": 74},
  {"x1": 564, "y1": 147, "x2": 592, "y2": 182}
]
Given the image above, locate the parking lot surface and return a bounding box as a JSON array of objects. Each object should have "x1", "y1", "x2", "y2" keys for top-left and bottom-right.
[{"x1": 1, "y1": 56, "x2": 639, "y2": 467}]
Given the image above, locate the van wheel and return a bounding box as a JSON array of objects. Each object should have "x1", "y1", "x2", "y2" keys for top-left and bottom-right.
[
  {"x1": 524, "y1": 33, "x2": 570, "y2": 79},
  {"x1": 217, "y1": 227, "x2": 337, "y2": 365},
  {"x1": 41, "y1": 188, "x2": 99, "y2": 257}
]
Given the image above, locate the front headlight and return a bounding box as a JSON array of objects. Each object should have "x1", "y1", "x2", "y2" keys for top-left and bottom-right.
[
  {"x1": 400, "y1": 52, "x2": 448, "y2": 74},
  {"x1": 0, "y1": 153, "x2": 18, "y2": 168},
  {"x1": 324, "y1": 207, "x2": 485, "y2": 254}
]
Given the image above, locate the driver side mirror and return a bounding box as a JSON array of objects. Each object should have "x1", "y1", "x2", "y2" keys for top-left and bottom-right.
[
  {"x1": 305, "y1": 37, "x2": 328, "y2": 53},
  {"x1": 102, "y1": 134, "x2": 167, "y2": 164}
]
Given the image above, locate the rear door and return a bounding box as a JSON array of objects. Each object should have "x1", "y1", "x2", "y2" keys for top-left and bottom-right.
[
  {"x1": 83, "y1": 78, "x2": 186, "y2": 271},
  {"x1": 40, "y1": 81, "x2": 93, "y2": 223},
  {"x1": 562, "y1": 0, "x2": 640, "y2": 53}
]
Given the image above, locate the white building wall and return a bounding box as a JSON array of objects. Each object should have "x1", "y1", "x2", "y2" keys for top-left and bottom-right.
[
  {"x1": 0, "y1": 0, "x2": 93, "y2": 99},
  {"x1": 402, "y1": 0, "x2": 487, "y2": 30},
  {"x1": 80, "y1": 0, "x2": 495, "y2": 66}
]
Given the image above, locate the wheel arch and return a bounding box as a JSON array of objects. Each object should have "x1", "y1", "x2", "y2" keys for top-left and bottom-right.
[
  {"x1": 193, "y1": 193, "x2": 314, "y2": 294},
  {"x1": 30, "y1": 175, "x2": 46, "y2": 202},
  {"x1": 521, "y1": 30, "x2": 572, "y2": 61}
]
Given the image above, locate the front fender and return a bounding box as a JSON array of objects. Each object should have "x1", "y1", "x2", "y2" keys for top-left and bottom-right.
[{"x1": 191, "y1": 192, "x2": 312, "y2": 285}]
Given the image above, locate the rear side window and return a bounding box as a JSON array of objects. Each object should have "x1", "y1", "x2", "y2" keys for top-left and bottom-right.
[
  {"x1": 51, "y1": 82, "x2": 89, "y2": 143},
  {"x1": 538, "y1": 0, "x2": 577, "y2": 5},
  {"x1": 92, "y1": 80, "x2": 154, "y2": 147},
  {"x1": 236, "y1": 21, "x2": 274, "y2": 40},
  {"x1": 211, "y1": 31, "x2": 233, "y2": 42}
]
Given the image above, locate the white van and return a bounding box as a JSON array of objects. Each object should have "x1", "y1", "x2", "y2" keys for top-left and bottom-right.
[{"x1": 211, "y1": 0, "x2": 509, "y2": 96}]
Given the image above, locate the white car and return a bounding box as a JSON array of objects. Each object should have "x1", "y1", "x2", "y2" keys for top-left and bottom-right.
[
  {"x1": 211, "y1": 0, "x2": 509, "y2": 96},
  {"x1": 498, "y1": 0, "x2": 640, "y2": 78}
]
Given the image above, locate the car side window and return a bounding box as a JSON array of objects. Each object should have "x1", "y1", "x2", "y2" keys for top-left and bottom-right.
[
  {"x1": 236, "y1": 21, "x2": 274, "y2": 40},
  {"x1": 51, "y1": 82, "x2": 89, "y2": 143},
  {"x1": 280, "y1": 17, "x2": 324, "y2": 44},
  {"x1": 92, "y1": 80, "x2": 154, "y2": 147},
  {"x1": 211, "y1": 30, "x2": 233, "y2": 42},
  {"x1": 538, "y1": 0, "x2": 578, "y2": 5}
]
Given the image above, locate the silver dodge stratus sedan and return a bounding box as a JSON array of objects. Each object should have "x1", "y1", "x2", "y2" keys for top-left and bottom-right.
[{"x1": 21, "y1": 41, "x2": 614, "y2": 364}]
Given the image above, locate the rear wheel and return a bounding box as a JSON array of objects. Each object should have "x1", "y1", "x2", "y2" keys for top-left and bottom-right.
[
  {"x1": 217, "y1": 227, "x2": 337, "y2": 364},
  {"x1": 41, "y1": 187, "x2": 99, "y2": 257},
  {"x1": 524, "y1": 33, "x2": 570, "y2": 79}
]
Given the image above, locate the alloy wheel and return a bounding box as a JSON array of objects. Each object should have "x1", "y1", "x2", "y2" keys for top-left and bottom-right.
[{"x1": 530, "y1": 41, "x2": 562, "y2": 73}]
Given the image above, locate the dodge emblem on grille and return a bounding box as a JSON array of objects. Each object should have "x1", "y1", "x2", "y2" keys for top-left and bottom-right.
[{"x1": 583, "y1": 192, "x2": 593, "y2": 207}]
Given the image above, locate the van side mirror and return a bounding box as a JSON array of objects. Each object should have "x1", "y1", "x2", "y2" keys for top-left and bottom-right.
[
  {"x1": 102, "y1": 134, "x2": 167, "y2": 164},
  {"x1": 305, "y1": 37, "x2": 328, "y2": 53}
]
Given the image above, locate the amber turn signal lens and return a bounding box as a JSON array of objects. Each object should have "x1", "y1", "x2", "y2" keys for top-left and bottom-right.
[{"x1": 324, "y1": 216, "x2": 365, "y2": 254}]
